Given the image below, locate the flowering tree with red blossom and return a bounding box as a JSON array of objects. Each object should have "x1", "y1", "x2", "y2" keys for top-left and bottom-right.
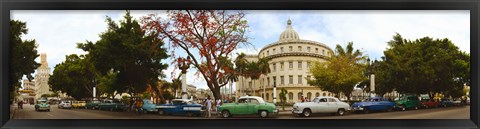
[{"x1": 141, "y1": 10, "x2": 250, "y2": 100}]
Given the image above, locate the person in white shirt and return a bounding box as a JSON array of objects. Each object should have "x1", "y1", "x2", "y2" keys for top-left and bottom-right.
[
  {"x1": 204, "y1": 96, "x2": 212, "y2": 118},
  {"x1": 216, "y1": 99, "x2": 221, "y2": 113}
]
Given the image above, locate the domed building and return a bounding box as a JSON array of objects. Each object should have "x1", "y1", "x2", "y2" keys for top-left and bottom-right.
[{"x1": 236, "y1": 19, "x2": 337, "y2": 104}]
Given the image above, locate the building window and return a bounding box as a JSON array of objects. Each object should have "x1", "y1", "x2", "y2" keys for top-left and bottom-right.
[
  {"x1": 298, "y1": 92, "x2": 303, "y2": 100},
  {"x1": 280, "y1": 47, "x2": 284, "y2": 53},
  {"x1": 322, "y1": 50, "x2": 325, "y2": 55},
  {"x1": 266, "y1": 93, "x2": 269, "y2": 101},
  {"x1": 249, "y1": 81, "x2": 252, "y2": 89},
  {"x1": 298, "y1": 61, "x2": 302, "y2": 69},
  {"x1": 273, "y1": 48, "x2": 276, "y2": 54},
  {"x1": 298, "y1": 46, "x2": 302, "y2": 51},
  {"x1": 280, "y1": 76, "x2": 284, "y2": 85},
  {"x1": 267, "y1": 51, "x2": 270, "y2": 55},
  {"x1": 289, "y1": 75, "x2": 293, "y2": 84},
  {"x1": 267, "y1": 77, "x2": 270, "y2": 87},
  {"x1": 315, "y1": 92, "x2": 320, "y2": 97},
  {"x1": 315, "y1": 48, "x2": 318, "y2": 53},
  {"x1": 307, "y1": 47, "x2": 311, "y2": 52},
  {"x1": 289, "y1": 62, "x2": 293, "y2": 69},
  {"x1": 273, "y1": 63, "x2": 276, "y2": 72},
  {"x1": 306, "y1": 75, "x2": 311, "y2": 81},
  {"x1": 273, "y1": 76, "x2": 277, "y2": 86},
  {"x1": 289, "y1": 92, "x2": 293, "y2": 100},
  {"x1": 280, "y1": 62, "x2": 284, "y2": 71},
  {"x1": 289, "y1": 46, "x2": 293, "y2": 51},
  {"x1": 307, "y1": 92, "x2": 312, "y2": 100},
  {"x1": 298, "y1": 75, "x2": 302, "y2": 84},
  {"x1": 323, "y1": 93, "x2": 327, "y2": 96},
  {"x1": 307, "y1": 62, "x2": 311, "y2": 70}
]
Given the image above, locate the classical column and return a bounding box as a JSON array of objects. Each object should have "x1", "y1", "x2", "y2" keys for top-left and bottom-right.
[{"x1": 273, "y1": 80, "x2": 277, "y2": 104}]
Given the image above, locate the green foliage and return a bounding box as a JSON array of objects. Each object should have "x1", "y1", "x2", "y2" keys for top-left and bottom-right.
[
  {"x1": 279, "y1": 88, "x2": 287, "y2": 111},
  {"x1": 308, "y1": 42, "x2": 367, "y2": 100},
  {"x1": 376, "y1": 33, "x2": 470, "y2": 97},
  {"x1": 142, "y1": 92, "x2": 151, "y2": 99},
  {"x1": 49, "y1": 54, "x2": 97, "y2": 100},
  {"x1": 77, "y1": 10, "x2": 169, "y2": 96},
  {"x1": 9, "y1": 20, "x2": 40, "y2": 100}
]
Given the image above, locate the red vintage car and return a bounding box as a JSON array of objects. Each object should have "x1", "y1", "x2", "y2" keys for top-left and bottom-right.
[{"x1": 420, "y1": 99, "x2": 440, "y2": 109}]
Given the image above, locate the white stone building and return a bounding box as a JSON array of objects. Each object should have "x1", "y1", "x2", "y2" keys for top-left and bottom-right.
[
  {"x1": 236, "y1": 19, "x2": 339, "y2": 104},
  {"x1": 34, "y1": 53, "x2": 53, "y2": 99}
]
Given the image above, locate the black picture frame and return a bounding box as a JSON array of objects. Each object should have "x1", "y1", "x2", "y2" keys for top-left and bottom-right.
[{"x1": 1, "y1": 0, "x2": 478, "y2": 129}]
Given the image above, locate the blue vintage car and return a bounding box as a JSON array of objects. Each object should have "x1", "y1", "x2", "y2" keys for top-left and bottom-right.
[
  {"x1": 156, "y1": 99, "x2": 203, "y2": 117},
  {"x1": 439, "y1": 98, "x2": 454, "y2": 107},
  {"x1": 141, "y1": 99, "x2": 158, "y2": 113},
  {"x1": 351, "y1": 97, "x2": 396, "y2": 113}
]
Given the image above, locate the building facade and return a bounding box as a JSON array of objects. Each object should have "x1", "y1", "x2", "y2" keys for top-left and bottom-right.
[
  {"x1": 34, "y1": 53, "x2": 52, "y2": 99},
  {"x1": 236, "y1": 19, "x2": 337, "y2": 104}
]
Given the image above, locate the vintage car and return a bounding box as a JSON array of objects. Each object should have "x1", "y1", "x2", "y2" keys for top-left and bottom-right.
[
  {"x1": 219, "y1": 96, "x2": 277, "y2": 118},
  {"x1": 420, "y1": 99, "x2": 440, "y2": 108},
  {"x1": 98, "y1": 99, "x2": 127, "y2": 111},
  {"x1": 35, "y1": 99, "x2": 50, "y2": 112},
  {"x1": 156, "y1": 99, "x2": 203, "y2": 116},
  {"x1": 58, "y1": 100, "x2": 72, "y2": 109},
  {"x1": 439, "y1": 98, "x2": 455, "y2": 107},
  {"x1": 394, "y1": 95, "x2": 421, "y2": 111},
  {"x1": 292, "y1": 96, "x2": 350, "y2": 117},
  {"x1": 72, "y1": 101, "x2": 86, "y2": 108},
  {"x1": 452, "y1": 98, "x2": 463, "y2": 106},
  {"x1": 351, "y1": 97, "x2": 395, "y2": 113},
  {"x1": 85, "y1": 100, "x2": 101, "y2": 109},
  {"x1": 141, "y1": 99, "x2": 159, "y2": 113}
]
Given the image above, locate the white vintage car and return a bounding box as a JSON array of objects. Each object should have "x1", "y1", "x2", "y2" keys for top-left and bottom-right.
[{"x1": 292, "y1": 96, "x2": 350, "y2": 117}]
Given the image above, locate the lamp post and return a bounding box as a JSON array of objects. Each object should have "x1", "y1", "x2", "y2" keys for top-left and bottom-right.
[
  {"x1": 273, "y1": 80, "x2": 277, "y2": 104},
  {"x1": 178, "y1": 56, "x2": 191, "y2": 100}
]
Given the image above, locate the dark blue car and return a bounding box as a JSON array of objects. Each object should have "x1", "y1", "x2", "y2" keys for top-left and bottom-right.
[
  {"x1": 439, "y1": 98, "x2": 454, "y2": 107},
  {"x1": 351, "y1": 97, "x2": 396, "y2": 113},
  {"x1": 156, "y1": 99, "x2": 203, "y2": 117}
]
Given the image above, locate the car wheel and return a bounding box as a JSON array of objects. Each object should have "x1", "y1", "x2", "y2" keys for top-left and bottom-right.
[
  {"x1": 363, "y1": 107, "x2": 369, "y2": 114},
  {"x1": 158, "y1": 110, "x2": 165, "y2": 115},
  {"x1": 414, "y1": 106, "x2": 418, "y2": 110},
  {"x1": 386, "y1": 106, "x2": 393, "y2": 112},
  {"x1": 337, "y1": 109, "x2": 346, "y2": 116},
  {"x1": 401, "y1": 106, "x2": 406, "y2": 111},
  {"x1": 259, "y1": 110, "x2": 268, "y2": 118},
  {"x1": 302, "y1": 109, "x2": 311, "y2": 117},
  {"x1": 222, "y1": 110, "x2": 231, "y2": 118}
]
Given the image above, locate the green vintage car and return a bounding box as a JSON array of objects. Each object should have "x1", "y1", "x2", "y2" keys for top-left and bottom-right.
[
  {"x1": 98, "y1": 99, "x2": 127, "y2": 111},
  {"x1": 85, "y1": 100, "x2": 101, "y2": 109},
  {"x1": 219, "y1": 96, "x2": 278, "y2": 118},
  {"x1": 35, "y1": 99, "x2": 50, "y2": 112},
  {"x1": 395, "y1": 95, "x2": 421, "y2": 111}
]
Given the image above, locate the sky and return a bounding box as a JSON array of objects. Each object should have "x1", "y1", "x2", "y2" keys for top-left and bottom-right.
[{"x1": 11, "y1": 10, "x2": 470, "y2": 91}]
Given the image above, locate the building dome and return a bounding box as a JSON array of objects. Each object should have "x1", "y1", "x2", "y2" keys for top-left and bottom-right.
[{"x1": 279, "y1": 19, "x2": 300, "y2": 41}]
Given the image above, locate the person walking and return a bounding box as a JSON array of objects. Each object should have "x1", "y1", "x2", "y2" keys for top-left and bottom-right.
[
  {"x1": 135, "y1": 99, "x2": 144, "y2": 115},
  {"x1": 216, "y1": 99, "x2": 221, "y2": 114},
  {"x1": 204, "y1": 96, "x2": 212, "y2": 118}
]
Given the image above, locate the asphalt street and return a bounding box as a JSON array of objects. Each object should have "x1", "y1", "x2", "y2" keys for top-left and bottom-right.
[{"x1": 13, "y1": 104, "x2": 470, "y2": 119}]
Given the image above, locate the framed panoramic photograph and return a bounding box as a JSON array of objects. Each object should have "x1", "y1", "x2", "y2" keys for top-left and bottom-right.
[{"x1": 0, "y1": 0, "x2": 478, "y2": 129}]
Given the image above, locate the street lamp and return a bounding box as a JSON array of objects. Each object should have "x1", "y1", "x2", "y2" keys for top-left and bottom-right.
[{"x1": 178, "y1": 56, "x2": 191, "y2": 100}]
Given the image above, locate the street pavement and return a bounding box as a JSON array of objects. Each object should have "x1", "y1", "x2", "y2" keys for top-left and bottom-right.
[{"x1": 13, "y1": 104, "x2": 470, "y2": 119}]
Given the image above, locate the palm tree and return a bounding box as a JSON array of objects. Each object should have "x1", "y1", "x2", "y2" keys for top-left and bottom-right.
[
  {"x1": 333, "y1": 42, "x2": 368, "y2": 100},
  {"x1": 234, "y1": 53, "x2": 248, "y2": 96},
  {"x1": 246, "y1": 61, "x2": 261, "y2": 96},
  {"x1": 257, "y1": 57, "x2": 270, "y2": 99}
]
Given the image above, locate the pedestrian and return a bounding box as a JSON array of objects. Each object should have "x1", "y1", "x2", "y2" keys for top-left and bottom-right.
[
  {"x1": 216, "y1": 99, "x2": 221, "y2": 113},
  {"x1": 204, "y1": 96, "x2": 212, "y2": 118},
  {"x1": 301, "y1": 96, "x2": 305, "y2": 103},
  {"x1": 135, "y1": 99, "x2": 144, "y2": 115},
  {"x1": 129, "y1": 98, "x2": 134, "y2": 112}
]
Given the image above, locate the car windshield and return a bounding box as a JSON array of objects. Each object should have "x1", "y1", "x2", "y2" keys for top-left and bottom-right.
[
  {"x1": 312, "y1": 98, "x2": 319, "y2": 102},
  {"x1": 145, "y1": 100, "x2": 153, "y2": 104},
  {"x1": 396, "y1": 97, "x2": 407, "y2": 101},
  {"x1": 172, "y1": 101, "x2": 185, "y2": 105},
  {"x1": 362, "y1": 98, "x2": 373, "y2": 102},
  {"x1": 38, "y1": 101, "x2": 47, "y2": 104}
]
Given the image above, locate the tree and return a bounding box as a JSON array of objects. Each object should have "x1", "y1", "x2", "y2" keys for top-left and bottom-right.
[
  {"x1": 78, "y1": 11, "x2": 169, "y2": 97},
  {"x1": 141, "y1": 10, "x2": 250, "y2": 100},
  {"x1": 279, "y1": 88, "x2": 288, "y2": 111},
  {"x1": 380, "y1": 33, "x2": 470, "y2": 98},
  {"x1": 308, "y1": 42, "x2": 367, "y2": 100},
  {"x1": 234, "y1": 53, "x2": 249, "y2": 96},
  {"x1": 49, "y1": 54, "x2": 97, "y2": 100},
  {"x1": 9, "y1": 20, "x2": 40, "y2": 102}
]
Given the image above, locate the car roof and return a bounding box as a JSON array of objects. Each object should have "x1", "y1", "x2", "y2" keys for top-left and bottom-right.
[
  {"x1": 314, "y1": 96, "x2": 338, "y2": 99},
  {"x1": 172, "y1": 99, "x2": 191, "y2": 102},
  {"x1": 239, "y1": 96, "x2": 263, "y2": 100}
]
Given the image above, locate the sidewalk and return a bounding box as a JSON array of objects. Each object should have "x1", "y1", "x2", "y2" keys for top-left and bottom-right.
[{"x1": 10, "y1": 104, "x2": 17, "y2": 119}]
